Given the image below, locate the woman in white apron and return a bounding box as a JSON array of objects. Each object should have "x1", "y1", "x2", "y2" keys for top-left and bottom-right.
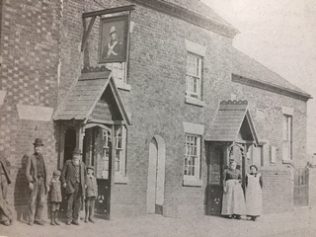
[
  {"x1": 221, "y1": 160, "x2": 246, "y2": 219},
  {"x1": 246, "y1": 165, "x2": 263, "y2": 221}
]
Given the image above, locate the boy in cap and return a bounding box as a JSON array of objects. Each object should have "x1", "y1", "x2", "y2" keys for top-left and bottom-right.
[
  {"x1": 49, "y1": 170, "x2": 62, "y2": 225},
  {"x1": 85, "y1": 166, "x2": 97, "y2": 223}
]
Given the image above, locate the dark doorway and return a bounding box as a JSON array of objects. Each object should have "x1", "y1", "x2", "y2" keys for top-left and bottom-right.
[
  {"x1": 205, "y1": 145, "x2": 224, "y2": 216},
  {"x1": 83, "y1": 125, "x2": 112, "y2": 219},
  {"x1": 64, "y1": 128, "x2": 76, "y2": 163}
]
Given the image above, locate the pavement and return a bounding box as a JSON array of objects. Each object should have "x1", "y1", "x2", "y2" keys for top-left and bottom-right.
[{"x1": 1, "y1": 207, "x2": 316, "y2": 237}]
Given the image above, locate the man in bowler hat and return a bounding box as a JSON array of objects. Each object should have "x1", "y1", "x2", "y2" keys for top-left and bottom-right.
[
  {"x1": 26, "y1": 138, "x2": 48, "y2": 225},
  {"x1": 0, "y1": 151, "x2": 12, "y2": 225},
  {"x1": 61, "y1": 148, "x2": 86, "y2": 225}
]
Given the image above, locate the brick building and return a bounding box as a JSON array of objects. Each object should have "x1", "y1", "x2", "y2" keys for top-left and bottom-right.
[{"x1": 0, "y1": 0, "x2": 311, "y2": 220}]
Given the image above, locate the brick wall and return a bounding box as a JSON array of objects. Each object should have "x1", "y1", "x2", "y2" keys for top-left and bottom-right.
[
  {"x1": 231, "y1": 80, "x2": 308, "y2": 212},
  {"x1": 69, "y1": 1, "x2": 233, "y2": 218},
  {"x1": 59, "y1": 0, "x2": 308, "y2": 217},
  {"x1": 0, "y1": 0, "x2": 60, "y2": 220},
  {"x1": 261, "y1": 167, "x2": 294, "y2": 213},
  {"x1": 231, "y1": 82, "x2": 307, "y2": 166},
  {"x1": 308, "y1": 168, "x2": 316, "y2": 207},
  {"x1": 0, "y1": 0, "x2": 308, "y2": 221}
]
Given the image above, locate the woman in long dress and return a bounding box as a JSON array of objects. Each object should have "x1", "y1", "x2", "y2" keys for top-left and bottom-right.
[
  {"x1": 221, "y1": 160, "x2": 246, "y2": 219},
  {"x1": 246, "y1": 165, "x2": 263, "y2": 221}
]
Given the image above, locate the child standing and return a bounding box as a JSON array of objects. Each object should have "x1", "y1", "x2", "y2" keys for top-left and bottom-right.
[
  {"x1": 49, "y1": 170, "x2": 62, "y2": 225},
  {"x1": 85, "y1": 166, "x2": 98, "y2": 223}
]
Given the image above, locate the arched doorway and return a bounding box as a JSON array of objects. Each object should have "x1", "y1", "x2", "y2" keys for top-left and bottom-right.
[{"x1": 146, "y1": 135, "x2": 166, "y2": 215}]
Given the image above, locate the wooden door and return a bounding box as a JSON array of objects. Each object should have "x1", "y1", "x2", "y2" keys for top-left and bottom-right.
[
  {"x1": 206, "y1": 145, "x2": 224, "y2": 215},
  {"x1": 147, "y1": 136, "x2": 166, "y2": 215}
]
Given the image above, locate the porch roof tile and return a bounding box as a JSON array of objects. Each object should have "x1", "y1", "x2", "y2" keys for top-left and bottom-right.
[
  {"x1": 206, "y1": 100, "x2": 258, "y2": 144},
  {"x1": 53, "y1": 70, "x2": 111, "y2": 121}
]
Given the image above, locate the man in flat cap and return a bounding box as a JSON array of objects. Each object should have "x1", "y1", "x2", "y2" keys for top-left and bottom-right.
[
  {"x1": 61, "y1": 148, "x2": 86, "y2": 225},
  {"x1": 0, "y1": 151, "x2": 12, "y2": 226},
  {"x1": 26, "y1": 138, "x2": 48, "y2": 225}
]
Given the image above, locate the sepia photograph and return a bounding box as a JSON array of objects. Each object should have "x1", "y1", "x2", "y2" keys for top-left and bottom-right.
[{"x1": 0, "y1": 0, "x2": 315, "y2": 237}]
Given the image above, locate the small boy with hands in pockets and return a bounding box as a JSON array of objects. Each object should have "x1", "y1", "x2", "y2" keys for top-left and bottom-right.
[
  {"x1": 85, "y1": 166, "x2": 98, "y2": 223},
  {"x1": 49, "y1": 170, "x2": 62, "y2": 225}
]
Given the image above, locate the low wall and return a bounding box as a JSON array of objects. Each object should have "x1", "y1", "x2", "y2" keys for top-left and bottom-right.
[{"x1": 261, "y1": 166, "x2": 294, "y2": 214}]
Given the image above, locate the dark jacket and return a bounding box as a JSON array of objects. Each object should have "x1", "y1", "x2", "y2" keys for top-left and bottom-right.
[
  {"x1": 25, "y1": 153, "x2": 48, "y2": 192},
  {"x1": 61, "y1": 160, "x2": 86, "y2": 198},
  {"x1": 0, "y1": 156, "x2": 11, "y2": 184}
]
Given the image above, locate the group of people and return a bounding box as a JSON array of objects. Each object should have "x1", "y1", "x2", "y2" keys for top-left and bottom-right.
[
  {"x1": 221, "y1": 159, "x2": 263, "y2": 221},
  {"x1": 0, "y1": 138, "x2": 264, "y2": 226},
  {"x1": 0, "y1": 138, "x2": 98, "y2": 226}
]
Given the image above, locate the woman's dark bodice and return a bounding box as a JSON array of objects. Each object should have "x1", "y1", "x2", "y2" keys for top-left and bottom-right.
[{"x1": 224, "y1": 168, "x2": 241, "y2": 181}]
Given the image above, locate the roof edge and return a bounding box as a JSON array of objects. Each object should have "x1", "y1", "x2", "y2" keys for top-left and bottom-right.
[
  {"x1": 232, "y1": 74, "x2": 312, "y2": 101},
  {"x1": 127, "y1": 0, "x2": 239, "y2": 38}
]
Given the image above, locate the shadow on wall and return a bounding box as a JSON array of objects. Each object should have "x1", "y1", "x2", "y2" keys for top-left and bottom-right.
[{"x1": 14, "y1": 155, "x2": 30, "y2": 222}]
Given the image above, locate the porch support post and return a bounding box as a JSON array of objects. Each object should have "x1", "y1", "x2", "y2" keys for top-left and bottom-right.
[
  {"x1": 107, "y1": 125, "x2": 116, "y2": 219},
  {"x1": 76, "y1": 124, "x2": 85, "y2": 155},
  {"x1": 58, "y1": 123, "x2": 65, "y2": 170}
]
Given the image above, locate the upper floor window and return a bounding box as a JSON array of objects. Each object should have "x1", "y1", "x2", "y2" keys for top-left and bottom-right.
[
  {"x1": 186, "y1": 52, "x2": 203, "y2": 100},
  {"x1": 282, "y1": 114, "x2": 293, "y2": 161}
]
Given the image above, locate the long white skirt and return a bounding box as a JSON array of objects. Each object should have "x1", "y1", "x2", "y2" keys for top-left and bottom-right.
[
  {"x1": 246, "y1": 174, "x2": 262, "y2": 216},
  {"x1": 221, "y1": 179, "x2": 246, "y2": 215}
]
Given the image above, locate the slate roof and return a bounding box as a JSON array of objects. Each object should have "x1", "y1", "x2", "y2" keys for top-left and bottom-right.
[
  {"x1": 206, "y1": 100, "x2": 258, "y2": 144},
  {"x1": 54, "y1": 70, "x2": 111, "y2": 121},
  {"x1": 232, "y1": 48, "x2": 311, "y2": 99},
  {"x1": 163, "y1": 0, "x2": 236, "y2": 31}
]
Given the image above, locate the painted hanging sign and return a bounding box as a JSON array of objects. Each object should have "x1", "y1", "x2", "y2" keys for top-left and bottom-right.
[{"x1": 99, "y1": 15, "x2": 129, "y2": 63}]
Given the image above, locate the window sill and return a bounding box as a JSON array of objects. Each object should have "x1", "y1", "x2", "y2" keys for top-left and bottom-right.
[
  {"x1": 115, "y1": 79, "x2": 131, "y2": 91},
  {"x1": 282, "y1": 160, "x2": 293, "y2": 165},
  {"x1": 114, "y1": 174, "x2": 129, "y2": 184},
  {"x1": 185, "y1": 95, "x2": 206, "y2": 107},
  {"x1": 183, "y1": 178, "x2": 203, "y2": 187}
]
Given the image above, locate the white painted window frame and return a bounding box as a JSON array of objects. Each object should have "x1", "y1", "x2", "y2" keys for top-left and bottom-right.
[
  {"x1": 185, "y1": 40, "x2": 206, "y2": 106},
  {"x1": 183, "y1": 122, "x2": 204, "y2": 186},
  {"x1": 282, "y1": 107, "x2": 293, "y2": 162},
  {"x1": 114, "y1": 125, "x2": 128, "y2": 184},
  {"x1": 270, "y1": 145, "x2": 277, "y2": 164}
]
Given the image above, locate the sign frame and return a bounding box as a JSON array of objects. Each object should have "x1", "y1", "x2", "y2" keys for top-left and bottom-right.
[{"x1": 98, "y1": 15, "x2": 129, "y2": 63}]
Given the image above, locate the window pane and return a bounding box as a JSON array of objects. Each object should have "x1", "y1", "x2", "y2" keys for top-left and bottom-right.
[
  {"x1": 186, "y1": 54, "x2": 198, "y2": 76},
  {"x1": 114, "y1": 126, "x2": 126, "y2": 175},
  {"x1": 282, "y1": 115, "x2": 293, "y2": 160},
  {"x1": 186, "y1": 53, "x2": 202, "y2": 99},
  {"x1": 184, "y1": 134, "x2": 200, "y2": 178},
  {"x1": 115, "y1": 150, "x2": 121, "y2": 172}
]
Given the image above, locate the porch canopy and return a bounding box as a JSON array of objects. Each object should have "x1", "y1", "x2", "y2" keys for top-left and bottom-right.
[
  {"x1": 54, "y1": 67, "x2": 130, "y2": 125},
  {"x1": 205, "y1": 100, "x2": 259, "y2": 145}
]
